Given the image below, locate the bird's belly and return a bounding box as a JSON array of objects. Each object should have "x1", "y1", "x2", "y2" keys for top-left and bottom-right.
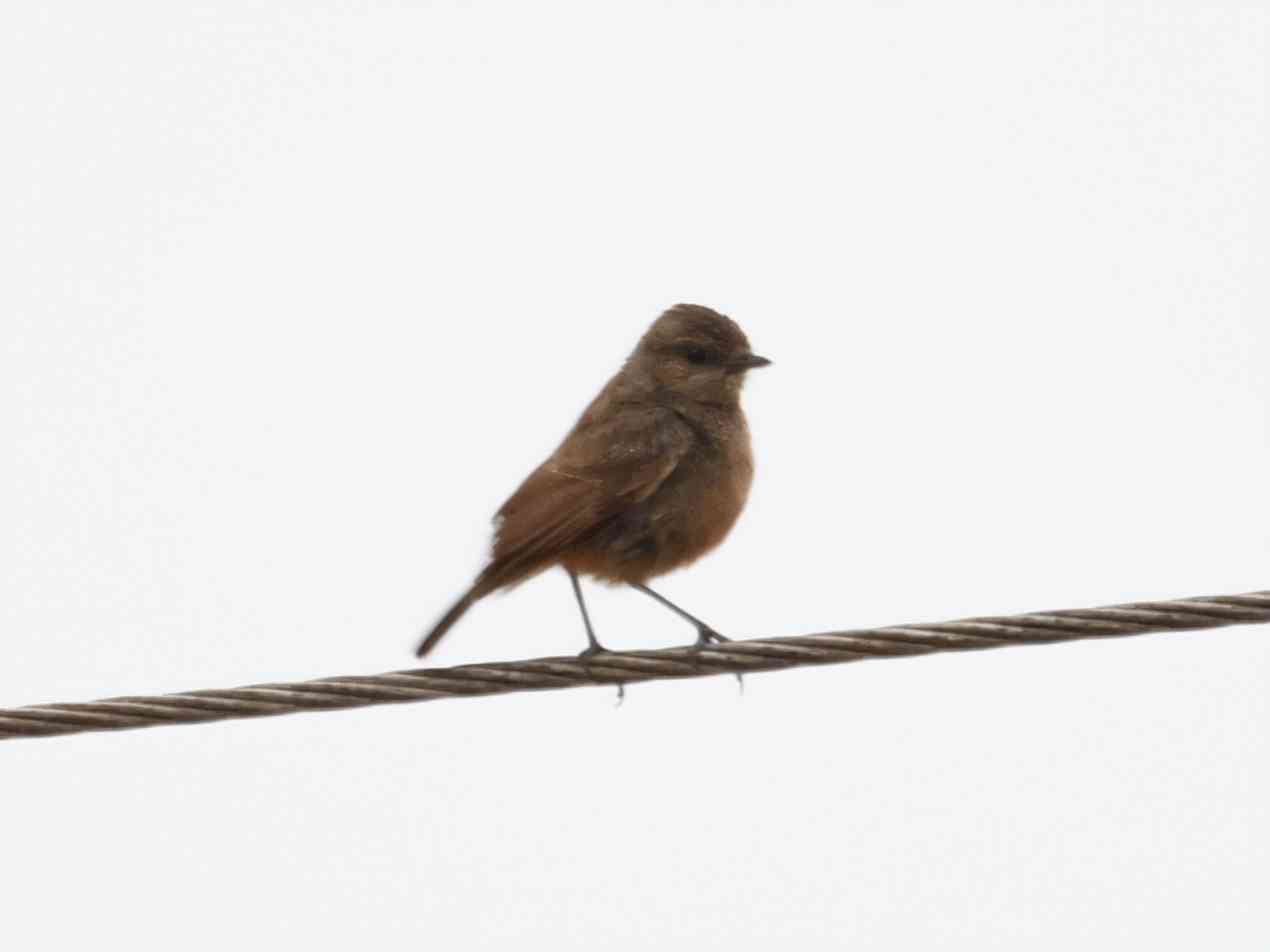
[
  {"x1": 569, "y1": 445, "x2": 753, "y2": 584},
  {"x1": 655, "y1": 464, "x2": 750, "y2": 566}
]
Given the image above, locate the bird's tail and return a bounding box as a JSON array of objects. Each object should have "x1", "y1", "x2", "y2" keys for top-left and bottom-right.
[{"x1": 416, "y1": 584, "x2": 483, "y2": 658}]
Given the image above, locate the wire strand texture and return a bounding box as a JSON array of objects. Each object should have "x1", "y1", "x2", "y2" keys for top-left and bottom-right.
[{"x1": 3, "y1": 590, "x2": 1267, "y2": 742}]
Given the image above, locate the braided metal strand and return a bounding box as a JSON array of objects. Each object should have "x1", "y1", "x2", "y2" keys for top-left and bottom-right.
[{"x1": 2, "y1": 590, "x2": 1267, "y2": 742}]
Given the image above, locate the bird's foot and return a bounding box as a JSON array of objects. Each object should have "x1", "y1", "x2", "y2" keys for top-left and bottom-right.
[
  {"x1": 691, "y1": 627, "x2": 744, "y2": 693},
  {"x1": 575, "y1": 644, "x2": 626, "y2": 704},
  {"x1": 694, "y1": 626, "x2": 731, "y2": 647}
]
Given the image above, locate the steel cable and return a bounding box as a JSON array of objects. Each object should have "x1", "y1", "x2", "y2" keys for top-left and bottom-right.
[{"x1": 2, "y1": 590, "x2": 1266, "y2": 741}]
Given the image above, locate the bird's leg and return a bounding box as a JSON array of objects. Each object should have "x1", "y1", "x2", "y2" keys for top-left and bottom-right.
[
  {"x1": 630, "y1": 582, "x2": 743, "y2": 692},
  {"x1": 570, "y1": 571, "x2": 628, "y2": 702},
  {"x1": 629, "y1": 583, "x2": 730, "y2": 646},
  {"x1": 568, "y1": 569, "x2": 608, "y2": 657}
]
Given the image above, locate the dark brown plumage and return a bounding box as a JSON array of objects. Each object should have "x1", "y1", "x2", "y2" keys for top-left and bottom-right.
[{"x1": 416, "y1": 303, "x2": 769, "y2": 658}]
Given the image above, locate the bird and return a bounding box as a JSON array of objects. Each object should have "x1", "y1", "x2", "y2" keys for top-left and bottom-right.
[{"x1": 415, "y1": 303, "x2": 770, "y2": 659}]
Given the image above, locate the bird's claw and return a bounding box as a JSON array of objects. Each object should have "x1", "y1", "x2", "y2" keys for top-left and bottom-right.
[
  {"x1": 690, "y1": 627, "x2": 744, "y2": 693},
  {"x1": 575, "y1": 644, "x2": 626, "y2": 704},
  {"x1": 694, "y1": 626, "x2": 730, "y2": 647}
]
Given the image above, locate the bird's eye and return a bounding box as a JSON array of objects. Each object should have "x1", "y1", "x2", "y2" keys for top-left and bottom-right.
[{"x1": 680, "y1": 345, "x2": 711, "y2": 365}]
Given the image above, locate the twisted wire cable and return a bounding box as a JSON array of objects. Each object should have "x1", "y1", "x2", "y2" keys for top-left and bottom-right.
[{"x1": 2, "y1": 590, "x2": 1267, "y2": 742}]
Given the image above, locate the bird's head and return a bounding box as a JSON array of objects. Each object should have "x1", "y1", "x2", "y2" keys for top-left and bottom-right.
[{"x1": 632, "y1": 303, "x2": 770, "y2": 406}]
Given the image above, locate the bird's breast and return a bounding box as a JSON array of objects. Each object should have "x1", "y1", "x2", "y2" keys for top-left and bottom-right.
[
  {"x1": 642, "y1": 413, "x2": 754, "y2": 577},
  {"x1": 565, "y1": 408, "x2": 755, "y2": 585}
]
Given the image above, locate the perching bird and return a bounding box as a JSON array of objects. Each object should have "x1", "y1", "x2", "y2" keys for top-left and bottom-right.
[{"x1": 416, "y1": 303, "x2": 770, "y2": 659}]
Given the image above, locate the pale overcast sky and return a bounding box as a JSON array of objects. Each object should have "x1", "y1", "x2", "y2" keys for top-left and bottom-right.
[{"x1": 4, "y1": 2, "x2": 1268, "y2": 949}]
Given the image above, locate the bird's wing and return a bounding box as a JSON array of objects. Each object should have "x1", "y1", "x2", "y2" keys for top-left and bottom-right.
[{"x1": 478, "y1": 406, "x2": 693, "y2": 589}]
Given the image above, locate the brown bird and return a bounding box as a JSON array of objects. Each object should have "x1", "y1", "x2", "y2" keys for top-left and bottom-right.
[{"x1": 415, "y1": 303, "x2": 770, "y2": 659}]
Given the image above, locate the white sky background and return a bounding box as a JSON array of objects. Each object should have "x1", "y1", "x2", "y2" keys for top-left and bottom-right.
[{"x1": 3, "y1": 1, "x2": 1268, "y2": 948}]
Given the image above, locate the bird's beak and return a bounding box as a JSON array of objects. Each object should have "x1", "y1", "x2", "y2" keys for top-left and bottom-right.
[{"x1": 728, "y1": 353, "x2": 772, "y2": 371}]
